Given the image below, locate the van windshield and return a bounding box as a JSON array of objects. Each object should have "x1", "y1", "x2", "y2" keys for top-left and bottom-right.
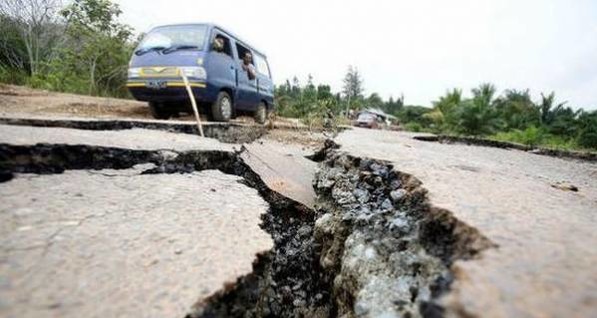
[{"x1": 137, "y1": 25, "x2": 207, "y2": 54}]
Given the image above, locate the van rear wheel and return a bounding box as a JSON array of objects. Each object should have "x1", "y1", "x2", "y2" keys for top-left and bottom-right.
[
  {"x1": 149, "y1": 102, "x2": 171, "y2": 120},
  {"x1": 211, "y1": 91, "x2": 232, "y2": 122},
  {"x1": 254, "y1": 102, "x2": 267, "y2": 125}
]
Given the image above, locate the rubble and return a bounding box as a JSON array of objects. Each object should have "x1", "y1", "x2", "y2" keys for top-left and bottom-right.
[{"x1": 191, "y1": 143, "x2": 494, "y2": 318}]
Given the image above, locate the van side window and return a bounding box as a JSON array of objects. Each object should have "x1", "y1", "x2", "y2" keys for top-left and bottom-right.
[
  {"x1": 235, "y1": 43, "x2": 253, "y2": 65},
  {"x1": 253, "y1": 54, "x2": 270, "y2": 78},
  {"x1": 212, "y1": 33, "x2": 233, "y2": 57}
]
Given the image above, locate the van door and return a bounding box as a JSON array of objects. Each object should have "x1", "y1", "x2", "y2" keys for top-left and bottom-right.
[
  {"x1": 253, "y1": 53, "x2": 274, "y2": 109},
  {"x1": 233, "y1": 42, "x2": 259, "y2": 110},
  {"x1": 205, "y1": 30, "x2": 236, "y2": 101}
]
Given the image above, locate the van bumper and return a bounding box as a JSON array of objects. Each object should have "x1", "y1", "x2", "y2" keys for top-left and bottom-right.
[{"x1": 126, "y1": 80, "x2": 208, "y2": 102}]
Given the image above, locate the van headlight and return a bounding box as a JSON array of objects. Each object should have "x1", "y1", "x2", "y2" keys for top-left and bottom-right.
[
  {"x1": 128, "y1": 67, "x2": 141, "y2": 78},
  {"x1": 179, "y1": 66, "x2": 207, "y2": 80}
]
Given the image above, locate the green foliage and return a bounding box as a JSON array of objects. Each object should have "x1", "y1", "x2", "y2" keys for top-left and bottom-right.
[
  {"x1": 403, "y1": 122, "x2": 423, "y2": 132},
  {"x1": 576, "y1": 111, "x2": 597, "y2": 149},
  {"x1": 493, "y1": 89, "x2": 539, "y2": 130},
  {"x1": 492, "y1": 128, "x2": 581, "y2": 150},
  {"x1": 0, "y1": 64, "x2": 28, "y2": 84},
  {"x1": 0, "y1": 14, "x2": 28, "y2": 73},
  {"x1": 396, "y1": 105, "x2": 432, "y2": 127},
  {"x1": 498, "y1": 126, "x2": 545, "y2": 147},
  {"x1": 0, "y1": 0, "x2": 133, "y2": 97},
  {"x1": 274, "y1": 77, "x2": 340, "y2": 120},
  {"x1": 382, "y1": 94, "x2": 404, "y2": 115},
  {"x1": 449, "y1": 99, "x2": 497, "y2": 136},
  {"x1": 447, "y1": 83, "x2": 498, "y2": 136},
  {"x1": 342, "y1": 65, "x2": 363, "y2": 100},
  {"x1": 424, "y1": 88, "x2": 462, "y2": 131},
  {"x1": 411, "y1": 83, "x2": 597, "y2": 151}
]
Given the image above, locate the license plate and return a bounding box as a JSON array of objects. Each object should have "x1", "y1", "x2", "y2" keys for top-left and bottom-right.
[{"x1": 146, "y1": 80, "x2": 167, "y2": 89}]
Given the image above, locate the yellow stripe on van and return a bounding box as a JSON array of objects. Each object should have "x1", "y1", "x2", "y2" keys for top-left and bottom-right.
[
  {"x1": 167, "y1": 82, "x2": 206, "y2": 88},
  {"x1": 126, "y1": 82, "x2": 206, "y2": 88},
  {"x1": 126, "y1": 83, "x2": 146, "y2": 87}
]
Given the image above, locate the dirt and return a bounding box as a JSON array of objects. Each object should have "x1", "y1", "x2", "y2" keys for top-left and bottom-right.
[
  {"x1": 262, "y1": 129, "x2": 326, "y2": 150},
  {"x1": 0, "y1": 84, "x2": 323, "y2": 147},
  {"x1": 0, "y1": 84, "x2": 149, "y2": 119}
]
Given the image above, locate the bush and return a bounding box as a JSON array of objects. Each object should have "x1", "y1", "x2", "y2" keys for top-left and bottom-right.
[
  {"x1": 517, "y1": 126, "x2": 544, "y2": 147},
  {"x1": 492, "y1": 126, "x2": 545, "y2": 147},
  {"x1": 0, "y1": 66, "x2": 28, "y2": 85},
  {"x1": 404, "y1": 122, "x2": 422, "y2": 132},
  {"x1": 577, "y1": 127, "x2": 597, "y2": 149},
  {"x1": 576, "y1": 112, "x2": 597, "y2": 150}
]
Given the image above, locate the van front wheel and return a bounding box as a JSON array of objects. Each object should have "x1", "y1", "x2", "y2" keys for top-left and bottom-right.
[
  {"x1": 254, "y1": 102, "x2": 267, "y2": 125},
  {"x1": 212, "y1": 91, "x2": 232, "y2": 122}
]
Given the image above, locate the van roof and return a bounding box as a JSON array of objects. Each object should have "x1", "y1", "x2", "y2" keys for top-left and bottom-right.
[{"x1": 150, "y1": 23, "x2": 267, "y2": 58}]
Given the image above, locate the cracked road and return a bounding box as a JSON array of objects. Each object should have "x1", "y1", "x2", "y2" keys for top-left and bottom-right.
[
  {"x1": 0, "y1": 168, "x2": 272, "y2": 318},
  {"x1": 1, "y1": 114, "x2": 596, "y2": 318},
  {"x1": 0, "y1": 118, "x2": 317, "y2": 318},
  {"x1": 336, "y1": 128, "x2": 597, "y2": 317}
]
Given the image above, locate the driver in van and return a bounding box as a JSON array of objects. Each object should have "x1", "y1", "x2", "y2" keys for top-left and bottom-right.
[
  {"x1": 213, "y1": 36, "x2": 225, "y2": 52},
  {"x1": 242, "y1": 52, "x2": 257, "y2": 80}
]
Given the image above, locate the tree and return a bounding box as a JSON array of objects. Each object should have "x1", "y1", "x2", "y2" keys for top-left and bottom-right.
[
  {"x1": 423, "y1": 84, "x2": 498, "y2": 135},
  {"x1": 471, "y1": 83, "x2": 497, "y2": 109},
  {"x1": 494, "y1": 89, "x2": 539, "y2": 130},
  {"x1": 576, "y1": 110, "x2": 597, "y2": 149},
  {"x1": 342, "y1": 65, "x2": 364, "y2": 113},
  {"x1": 538, "y1": 92, "x2": 569, "y2": 126},
  {"x1": 316, "y1": 84, "x2": 333, "y2": 100},
  {"x1": 0, "y1": 15, "x2": 29, "y2": 82},
  {"x1": 342, "y1": 65, "x2": 364, "y2": 99},
  {"x1": 450, "y1": 83, "x2": 498, "y2": 136},
  {"x1": 290, "y1": 76, "x2": 301, "y2": 98},
  {"x1": 366, "y1": 92, "x2": 383, "y2": 108},
  {"x1": 450, "y1": 100, "x2": 490, "y2": 136},
  {"x1": 396, "y1": 105, "x2": 433, "y2": 128},
  {"x1": 303, "y1": 74, "x2": 317, "y2": 102},
  {"x1": 0, "y1": 0, "x2": 63, "y2": 76},
  {"x1": 425, "y1": 88, "x2": 462, "y2": 131},
  {"x1": 57, "y1": 0, "x2": 133, "y2": 95}
]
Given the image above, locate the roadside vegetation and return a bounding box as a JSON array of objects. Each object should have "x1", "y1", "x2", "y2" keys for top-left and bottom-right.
[
  {"x1": 0, "y1": 0, "x2": 133, "y2": 97},
  {"x1": 1, "y1": 0, "x2": 596, "y2": 150},
  {"x1": 276, "y1": 74, "x2": 597, "y2": 151}
]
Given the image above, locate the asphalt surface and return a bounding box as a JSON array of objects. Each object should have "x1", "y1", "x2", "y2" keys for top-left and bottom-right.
[
  {"x1": 241, "y1": 140, "x2": 318, "y2": 208},
  {"x1": 0, "y1": 121, "x2": 316, "y2": 317},
  {"x1": 0, "y1": 168, "x2": 272, "y2": 318},
  {"x1": 1, "y1": 115, "x2": 596, "y2": 317},
  {"x1": 336, "y1": 128, "x2": 597, "y2": 318},
  {"x1": 0, "y1": 124, "x2": 233, "y2": 152}
]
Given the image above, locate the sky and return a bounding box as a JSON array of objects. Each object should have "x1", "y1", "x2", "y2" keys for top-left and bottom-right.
[{"x1": 115, "y1": 0, "x2": 597, "y2": 110}]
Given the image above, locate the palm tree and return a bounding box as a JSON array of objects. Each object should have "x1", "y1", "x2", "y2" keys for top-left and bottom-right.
[
  {"x1": 425, "y1": 88, "x2": 462, "y2": 131},
  {"x1": 538, "y1": 92, "x2": 567, "y2": 126},
  {"x1": 471, "y1": 83, "x2": 496, "y2": 108},
  {"x1": 452, "y1": 83, "x2": 498, "y2": 136},
  {"x1": 494, "y1": 89, "x2": 539, "y2": 129}
]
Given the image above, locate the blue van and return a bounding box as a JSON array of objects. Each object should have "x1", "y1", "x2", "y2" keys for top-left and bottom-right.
[{"x1": 126, "y1": 23, "x2": 274, "y2": 123}]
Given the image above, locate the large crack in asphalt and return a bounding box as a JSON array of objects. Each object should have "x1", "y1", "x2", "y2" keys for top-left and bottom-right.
[
  {"x1": 0, "y1": 139, "x2": 496, "y2": 318},
  {"x1": 0, "y1": 117, "x2": 265, "y2": 144},
  {"x1": 310, "y1": 149, "x2": 496, "y2": 317}
]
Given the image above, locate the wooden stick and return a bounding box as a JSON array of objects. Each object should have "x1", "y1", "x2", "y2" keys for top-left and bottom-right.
[{"x1": 180, "y1": 71, "x2": 204, "y2": 137}]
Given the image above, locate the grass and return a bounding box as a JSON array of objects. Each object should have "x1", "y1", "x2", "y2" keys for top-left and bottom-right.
[
  {"x1": 490, "y1": 128, "x2": 587, "y2": 151},
  {"x1": 400, "y1": 122, "x2": 595, "y2": 152}
]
